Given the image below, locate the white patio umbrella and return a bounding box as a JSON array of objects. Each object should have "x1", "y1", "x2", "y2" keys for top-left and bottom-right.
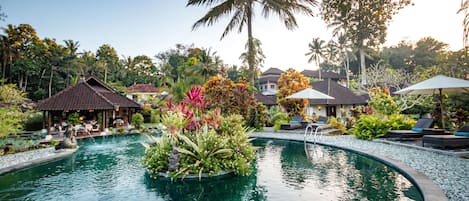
[
  {"x1": 395, "y1": 75, "x2": 469, "y2": 129},
  {"x1": 286, "y1": 88, "x2": 335, "y2": 117}
]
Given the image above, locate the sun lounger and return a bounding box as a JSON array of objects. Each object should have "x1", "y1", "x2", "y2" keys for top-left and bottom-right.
[
  {"x1": 385, "y1": 118, "x2": 434, "y2": 141},
  {"x1": 280, "y1": 115, "x2": 305, "y2": 130},
  {"x1": 422, "y1": 126, "x2": 469, "y2": 148}
]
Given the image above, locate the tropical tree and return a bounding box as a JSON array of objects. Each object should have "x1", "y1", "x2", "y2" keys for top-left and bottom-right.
[
  {"x1": 188, "y1": 48, "x2": 221, "y2": 81},
  {"x1": 96, "y1": 44, "x2": 119, "y2": 83},
  {"x1": 240, "y1": 38, "x2": 265, "y2": 71},
  {"x1": 188, "y1": 0, "x2": 317, "y2": 86},
  {"x1": 336, "y1": 32, "x2": 355, "y2": 87},
  {"x1": 321, "y1": 0, "x2": 412, "y2": 86},
  {"x1": 305, "y1": 37, "x2": 326, "y2": 79},
  {"x1": 63, "y1": 39, "x2": 80, "y2": 87},
  {"x1": 458, "y1": 0, "x2": 469, "y2": 53}
]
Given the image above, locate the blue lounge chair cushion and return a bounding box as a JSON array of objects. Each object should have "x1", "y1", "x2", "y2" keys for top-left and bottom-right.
[
  {"x1": 316, "y1": 121, "x2": 325, "y2": 125},
  {"x1": 411, "y1": 128, "x2": 423, "y2": 133},
  {"x1": 290, "y1": 120, "x2": 300, "y2": 125},
  {"x1": 455, "y1": 132, "x2": 469, "y2": 137}
]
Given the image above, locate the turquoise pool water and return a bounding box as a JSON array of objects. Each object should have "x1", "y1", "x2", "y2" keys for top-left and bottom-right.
[{"x1": 0, "y1": 135, "x2": 423, "y2": 201}]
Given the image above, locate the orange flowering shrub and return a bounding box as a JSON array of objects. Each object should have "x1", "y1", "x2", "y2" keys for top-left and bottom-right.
[{"x1": 277, "y1": 69, "x2": 310, "y2": 117}]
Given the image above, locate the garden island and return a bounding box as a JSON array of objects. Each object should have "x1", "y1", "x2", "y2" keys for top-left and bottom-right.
[{"x1": 1, "y1": 0, "x2": 468, "y2": 201}]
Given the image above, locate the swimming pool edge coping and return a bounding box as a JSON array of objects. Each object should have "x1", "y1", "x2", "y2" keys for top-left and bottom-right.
[
  {"x1": 0, "y1": 148, "x2": 78, "y2": 176},
  {"x1": 251, "y1": 133, "x2": 448, "y2": 201}
]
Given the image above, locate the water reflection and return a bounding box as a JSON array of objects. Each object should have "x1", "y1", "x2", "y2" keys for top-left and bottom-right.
[{"x1": 0, "y1": 137, "x2": 422, "y2": 201}]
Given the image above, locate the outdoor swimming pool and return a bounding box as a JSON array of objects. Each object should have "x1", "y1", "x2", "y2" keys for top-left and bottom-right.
[{"x1": 0, "y1": 135, "x2": 423, "y2": 200}]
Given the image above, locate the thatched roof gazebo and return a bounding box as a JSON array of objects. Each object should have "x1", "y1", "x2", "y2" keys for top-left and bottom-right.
[{"x1": 36, "y1": 77, "x2": 141, "y2": 134}]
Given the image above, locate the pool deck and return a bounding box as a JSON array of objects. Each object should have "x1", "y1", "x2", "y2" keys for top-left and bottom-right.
[
  {"x1": 0, "y1": 147, "x2": 77, "y2": 175},
  {"x1": 252, "y1": 129, "x2": 468, "y2": 201}
]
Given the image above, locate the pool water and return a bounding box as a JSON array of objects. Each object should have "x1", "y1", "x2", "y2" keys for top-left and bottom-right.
[{"x1": 0, "y1": 135, "x2": 423, "y2": 201}]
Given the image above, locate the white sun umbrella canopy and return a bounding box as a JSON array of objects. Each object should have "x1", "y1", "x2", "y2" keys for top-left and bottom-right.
[
  {"x1": 395, "y1": 75, "x2": 469, "y2": 129},
  {"x1": 286, "y1": 88, "x2": 335, "y2": 118},
  {"x1": 394, "y1": 75, "x2": 469, "y2": 95}
]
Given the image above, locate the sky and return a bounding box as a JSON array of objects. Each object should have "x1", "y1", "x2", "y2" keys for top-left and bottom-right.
[{"x1": 1, "y1": 0, "x2": 465, "y2": 72}]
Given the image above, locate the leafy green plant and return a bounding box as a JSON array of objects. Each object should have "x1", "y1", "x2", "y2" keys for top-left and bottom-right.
[
  {"x1": 23, "y1": 111, "x2": 43, "y2": 131},
  {"x1": 175, "y1": 126, "x2": 233, "y2": 179},
  {"x1": 67, "y1": 112, "x2": 81, "y2": 126},
  {"x1": 132, "y1": 113, "x2": 144, "y2": 129},
  {"x1": 274, "y1": 119, "x2": 289, "y2": 132},
  {"x1": 328, "y1": 117, "x2": 347, "y2": 135},
  {"x1": 270, "y1": 112, "x2": 291, "y2": 126},
  {"x1": 350, "y1": 114, "x2": 415, "y2": 140}
]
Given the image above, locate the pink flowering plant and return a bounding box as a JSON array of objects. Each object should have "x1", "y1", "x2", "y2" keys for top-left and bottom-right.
[{"x1": 143, "y1": 86, "x2": 256, "y2": 180}]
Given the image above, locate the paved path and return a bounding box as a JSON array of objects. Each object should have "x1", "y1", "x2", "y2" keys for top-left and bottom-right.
[{"x1": 252, "y1": 131, "x2": 468, "y2": 201}]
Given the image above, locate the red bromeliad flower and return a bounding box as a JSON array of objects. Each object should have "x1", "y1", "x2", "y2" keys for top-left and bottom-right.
[{"x1": 184, "y1": 86, "x2": 206, "y2": 110}]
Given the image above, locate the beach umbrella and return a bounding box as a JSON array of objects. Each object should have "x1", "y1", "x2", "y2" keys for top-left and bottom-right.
[
  {"x1": 395, "y1": 75, "x2": 469, "y2": 129},
  {"x1": 286, "y1": 88, "x2": 335, "y2": 117}
]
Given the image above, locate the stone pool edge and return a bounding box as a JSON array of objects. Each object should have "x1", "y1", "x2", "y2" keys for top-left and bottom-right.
[
  {"x1": 251, "y1": 133, "x2": 448, "y2": 201},
  {"x1": 0, "y1": 148, "x2": 78, "y2": 176}
]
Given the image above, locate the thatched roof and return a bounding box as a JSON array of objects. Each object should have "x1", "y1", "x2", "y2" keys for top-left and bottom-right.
[
  {"x1": 36, "y1": 77, "x2": 140, "y2": 111},
  {"x1": 309, "y1": 80, "x2": 367, "y2": 105}
]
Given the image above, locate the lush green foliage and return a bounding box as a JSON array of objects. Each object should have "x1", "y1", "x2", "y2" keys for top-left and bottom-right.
[
  {"x1": 131, "y1": 113, "x2": 144, "y2": 129},
  {"x1": 67, "y1": 112, "x2": 81, "y2": 126},
  {"x1": 23, "y1": 112, "x2": 43, "y2": 131},
  {"x1": 0, "y1": 84, "x2": 28, "y2": 137},
  {"x1": 270, "y1": 112, "x2": 291, "y2": 127},
  {"x1": 350, "y1": 87, "x2": 416, "y2": 140},
  {"x1": 277, "y1": 69, "x2": 310, "y2": 117},
  {"x1": 142, "y1": 86, "x2": 256, "y2": 180},
  {"x1": 350, "y1": 114, "x2": 415, "y2": 140}
]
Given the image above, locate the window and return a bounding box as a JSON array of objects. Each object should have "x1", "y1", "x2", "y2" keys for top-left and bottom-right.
[{"x1": 270, "y1": 84, "x2": 275, "y2": 89}]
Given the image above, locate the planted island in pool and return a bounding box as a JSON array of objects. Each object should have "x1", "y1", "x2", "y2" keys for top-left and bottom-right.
[{"x1": 142, "y1": 86, "x2": 256, "y2": 180}]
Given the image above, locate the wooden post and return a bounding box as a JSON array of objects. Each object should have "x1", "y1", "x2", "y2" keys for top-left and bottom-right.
[
  {"x1": 102, "y1": 111, "x2": 106, "y2": 131},
  {"x1": 47, "y1": 111, "x2": 52, "y2": 135},
  {"x1": 42, "y1": 111, "x2": 46, "y2": 129},
  {"x1": 439, "y1": 88, "x2": 445, "y2": 129}
]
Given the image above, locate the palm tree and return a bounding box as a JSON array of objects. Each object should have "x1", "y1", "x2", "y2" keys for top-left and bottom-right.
[
  {"x1": 337, "y1": 33, "x2": 353, "y2": 87},
  {"x1": 305, "y1": 37, "x2": 326, "y2": 80},
  {"x1": 64, "y1": 40, "x2": 79, "y2": 87},
  {"x1": 188, "y1": 0, "x2": 317, "y2": 86},
  {"x1": 458, "y1": 0, "x2": 469, "y2": 54},
  {"x1": 240, "y1": 38, "x2": 265, "y2": 72},
  {"x1": 190, "y1": 48, "x2": 221, "y2": 81}
]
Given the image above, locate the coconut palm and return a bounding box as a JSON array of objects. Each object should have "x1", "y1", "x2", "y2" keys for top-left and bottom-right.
[
  {"x1": 64, "y1": 40, "x2": 79, "y2": 87},
  {"x1": 458, "y1": 0, "x2": 469, "y2": 53},
  {"x1": 188, "y1": 0, "x2": 317, "y2": 86},
  {"x1": 305, "y1": 37, "x2": 326, "y2": 80}
]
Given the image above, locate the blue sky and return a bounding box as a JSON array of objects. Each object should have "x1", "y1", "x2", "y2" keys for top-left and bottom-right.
[{"x1": 1, "y1": 0, "x2": 464, "y2": 72}]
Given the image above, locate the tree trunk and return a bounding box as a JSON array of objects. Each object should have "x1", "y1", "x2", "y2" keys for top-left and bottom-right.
[
  {"x1": 49, "y1": 67, "x2": 53, "y2": 97},
  {"x1": 247, "y1": 2, "x2": 255, "y2": 86},
  {"x1": 317, "y1": 60, "x2": 322, "y2": 80},
  {"x1": 346, "y1": 53, "x2": 350, "y2": 88},
  {"x1": 359, "y1": 48, "x2": 366, "y2": 86},
  {"x1": 104, "y1": 63, "x2": 108, "y2": 83},
  {"x1": 24, "y1": 76, "x2": 28, "y2": 92}
]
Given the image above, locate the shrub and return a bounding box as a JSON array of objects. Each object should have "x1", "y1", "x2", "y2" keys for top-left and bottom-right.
[
  {"x1": 132, "y1": 113, "x2": 144, "y2": 129},
  {"x1": 270, "y1": 112, "x2": 291, "y2": 126},
  {"x1": 350, "y1": 114, "x2": 415, "y2": 140},
  {"x1": 246, "y1": 102, "x2": 267, "y2": 131},
  {"x1": 277, "y1": 69, "x2": 310, "y2": 116},
  {"x1": 328, "y1": 117, "x2": 347, "y2": 135},
  {"x1": 23, "y1": 112, "x2": 43, "y2": 131},
  {"x1": 67, "y1": 112, "x2": 81, "y2": 126},
  {"x1": 274, "y1": 119, "x2": 289, "y2": 132}
]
